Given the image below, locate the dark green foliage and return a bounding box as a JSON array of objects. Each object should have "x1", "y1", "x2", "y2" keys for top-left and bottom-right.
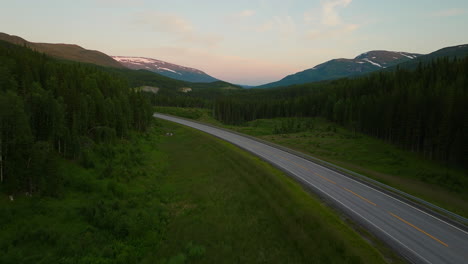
[
  {"x1": 0, "y1": 129, "x2": 169, "y2": 264},
  {"x1": 0, "y1": 91, "x2": 32, "y2": 193},
  {"x1": 273, "y1": 118, "x2": 314, "y2": 134},
  {"x1": 0, "y1": 123, "x2": 388, "y2": 263},
  {"x1": 28, "y1": 141, "x2": 62, "y2": 196},
  {"x1": 103, "y1": 67, "x2": 242, "y2": 109},
  {"x1": 0, "y1": 40, "x2": 152, "y2": 195},
  {"x1": 212, "y1": 57, "x2": 468, "y2": 175}
]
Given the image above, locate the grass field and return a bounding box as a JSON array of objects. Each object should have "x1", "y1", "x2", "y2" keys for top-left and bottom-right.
[
  {"x1": 0, "y1": 120, "x2": 389, "y2": 263},
  {"x1": 155, "y1": 106, "x2": 468, "y2": 218}
]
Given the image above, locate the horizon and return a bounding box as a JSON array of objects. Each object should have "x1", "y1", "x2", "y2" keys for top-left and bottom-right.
[{"x1": 2, "y1": 0, "x2": 468, "y2": 85}]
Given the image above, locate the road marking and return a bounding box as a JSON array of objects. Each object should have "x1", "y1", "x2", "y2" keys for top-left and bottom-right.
[
  {"x1": 285, "y1": 148, "x2": 468, "y2": 237},
  {"x1": 315, "y1": 173, "x2": 337, "y2": 185},
  {"x1": 157, "y1": 115, "x2": 438, "y2": 264},
  {"x1": 342, "y1": 187, "x2": 377, "y2": 206},
  {"x1": 273, "y1": 152, "x2": 379, "y2": 207},
  {"x1": 251, "y1": 146, "x2": 380, "y2": 207},
  {"x1": 162, "y1": 114, "x2": 468, "y2": 236},
  {"x1": 275, "y1": 154, "x2": 337, "y2": 184},
  {"x1": 255, "y1": 156, "x2": 434, "y2": 264},
  {"x1": 389, "y1": 212, "x2": 448, "y2": 247}
]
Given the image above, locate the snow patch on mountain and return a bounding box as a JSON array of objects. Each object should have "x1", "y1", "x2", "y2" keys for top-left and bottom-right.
[
  {"x1": 159, "y1": 67, "x2": 177, "y2": 73},
  {"x1": 363, "y1": 58, "x2": 383, "y2": 68},
  {"x1": 399, "y1": 53, "x2": 415, "y2": 59},
  {"x1": 111, "y1": 56, "x2": 218, "y2": 83},
  {"x1": 114, "y1": 57, "x2": 155, "y2": 64}
]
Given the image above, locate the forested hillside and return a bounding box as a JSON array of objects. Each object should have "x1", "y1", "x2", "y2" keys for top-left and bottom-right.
[
  {"x1": 212, "y1": 58, "x2": 468, "y2": 170},
  {"x1": 0, "y1": 32, "x2": 125, "y2": 69},
  {"x1": 0, "y1": 40, "x2": 152, "y2": 195}
]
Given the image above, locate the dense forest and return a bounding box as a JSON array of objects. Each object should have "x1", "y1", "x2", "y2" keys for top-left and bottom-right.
[
  {"x1": 0, "y1": 41, "x2": 153, "y2": 195},
  {"x1": 211, "y1": 58, "x2": 468, "y2": 169}
]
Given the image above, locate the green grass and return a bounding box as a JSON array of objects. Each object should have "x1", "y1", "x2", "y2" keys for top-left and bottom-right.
[
  {"x1": 154, "y1": 120, "x2": 387, "y2": 263},
  {"x1": 0, "y1": 120, "x2": 389, "y2": 263},
  {"x1": 155, "y1": 107, "x2": 468, "y2": 218}
]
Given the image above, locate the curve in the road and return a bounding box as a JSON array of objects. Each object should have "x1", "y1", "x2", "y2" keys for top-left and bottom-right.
[{"x1": 155, "y1": 113, "x2": 468, "y2": 264}]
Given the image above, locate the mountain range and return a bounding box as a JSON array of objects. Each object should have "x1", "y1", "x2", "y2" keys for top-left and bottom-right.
[
  {"x1": 112, "y1": 56, "x2": 219, "y2": 83},
  {"x1": 257, "y1": 44, "x2": 468, "y2": 88},
  {"x1": 256, "y1": 50, "x2": 421, "y2": 88},
  {"x1": 2, "y1": 32, "x2": 467, "y2": 89}
]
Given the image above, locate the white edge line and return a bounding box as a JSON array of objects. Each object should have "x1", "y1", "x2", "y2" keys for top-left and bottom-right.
[
  {"x1": 264, "y1": 159, "x2": 433, "y2": 264},
  {"x1": 220, "y1": 135, "x2": 434, "y2": 264},
  {"x1": 286, "y1": 152, "x2": 468, "y2": 237},
  {"x1": 235, "y1": 141, "x2": 429, "y2": 263},
  {"x1": 159, "y1": 115, "x2": 434, "y2": 263},
  {"x1": 156, "y1": 114, "x2": 468, "y2": 236}
]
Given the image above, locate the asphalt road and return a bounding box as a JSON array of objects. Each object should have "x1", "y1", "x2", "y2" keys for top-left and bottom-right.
[{"x1": 154, "y1": 113, "x2": 468, "y2": 264}]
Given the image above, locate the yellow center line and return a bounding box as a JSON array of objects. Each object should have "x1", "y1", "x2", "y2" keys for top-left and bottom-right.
[
  {"x1": 342, "y1": 187, "x2": 377, "y2": 206},
  {"x1": 253, "y1": 146, "x2": 382, "y2": 208},
  {"x1": 314, "y1": 173, "x2": 337, "y2": 185},
  {"x1": 389, "y1": 212, "x2": 449, "y2": 247},
  {"x1": 276, "y1": 154, "x2": 337, "y2": 184}
]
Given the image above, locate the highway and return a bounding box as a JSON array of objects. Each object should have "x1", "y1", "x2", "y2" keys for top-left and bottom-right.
[{"x1": 154, "y1": 113, "x2": 468, "y2": 264}]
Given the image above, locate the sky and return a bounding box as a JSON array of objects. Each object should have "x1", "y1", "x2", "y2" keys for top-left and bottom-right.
[{"x1": 1, "y1": 0, "x2": 468, "y2": 85}]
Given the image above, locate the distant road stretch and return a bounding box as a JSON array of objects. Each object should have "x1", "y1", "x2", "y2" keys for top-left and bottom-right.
[{"x1": 154, "y1": 113, "x2": 468, "y2": 264}]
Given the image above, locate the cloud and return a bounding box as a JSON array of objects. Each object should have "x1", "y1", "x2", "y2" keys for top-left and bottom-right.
[
  {"x1": 304, "y1": 8, "x2": 320, "y2": 23},
  {"x1": 255, "y1": 21, "x2": 274, "y2": 32},
  {"x1": 306, "y1": 23, "x2": 358, "y2": 40},
  {"x1": 225, "y1": 9, "x2": 256, "y2": 24},
  {"x1": 430, "y1": 8, "x2": 465, "y2": 17},
  {"x1": 253, "y1": 16, "x2": 296, "y2": 37},
  {"x1": 94, "y1": 0, "x2": 144, "y2": 7},
  {"x1": 303, "y1": 0, "x2": 357, "y2": 40},
  {"x1": 138, "y1": 12, "x2": 192, "y2": 34},
  {"x1": 236, "y1": 9, "x2": 256, "y2": 18},
  {"x1": 274, "y1": 16, "x2": 296, "y2": 36},
  {"x1": 134, "y1": 12, "x2": 222, "y2": 47},
  {"x1": 321, "y1": 0, "x2": 352, "y2": 26}
]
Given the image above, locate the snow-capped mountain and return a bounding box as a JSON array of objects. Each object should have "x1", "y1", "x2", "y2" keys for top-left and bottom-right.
[
  {"x1": 257, "y1": 50, "x2": 421, "y2": 88},
  {"x1": 112, "y1": 56, "x2": 218, "y2": 83},
  {"x1": 354, "y1": 50, "x2": 419, "y2": 68}
]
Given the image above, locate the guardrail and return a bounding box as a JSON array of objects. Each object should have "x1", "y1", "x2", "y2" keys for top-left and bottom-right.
[{"x1": 154, "y1": 113, "x2": 468, "y2": 226}]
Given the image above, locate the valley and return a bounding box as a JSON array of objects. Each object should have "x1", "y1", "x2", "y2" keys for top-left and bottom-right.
[{"x1": 1, "y1": 2, "x2": 468, "y2": 262}]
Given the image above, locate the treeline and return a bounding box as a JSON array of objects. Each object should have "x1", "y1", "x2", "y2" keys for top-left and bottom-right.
[
  {"x1": 213, "y1": 58, "x2": 468, "y2": 169},
  {"x1": 0, "y1": 41, "x2": 152, "y2": 195},
  {"x1": 105, "y1": 67, "x2": 241, "y2": 109},
  {"x1": 147, "y1": 87, "x2": 242, "y2": 110},
  {"x1": 147, "y1": 89, "x2": 210, "y2": 108}
]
